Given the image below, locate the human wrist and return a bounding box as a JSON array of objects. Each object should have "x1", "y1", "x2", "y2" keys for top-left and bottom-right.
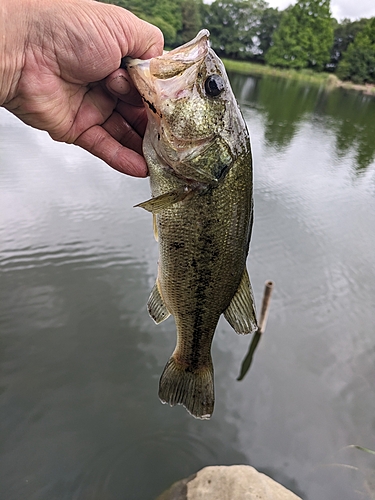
[{"x1": 0, "y1": 0, "x2": 30, "y2": 106}]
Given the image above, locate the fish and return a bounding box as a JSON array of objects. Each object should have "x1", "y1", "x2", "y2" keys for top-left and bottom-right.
[{"x1": 126, "y1": 29, "x2": 257, "y2": 419}]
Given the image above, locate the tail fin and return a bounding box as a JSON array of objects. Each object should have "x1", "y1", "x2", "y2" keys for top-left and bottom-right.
[{"x1": 158, "y1": 356, "x2": 214, "y2": 420}]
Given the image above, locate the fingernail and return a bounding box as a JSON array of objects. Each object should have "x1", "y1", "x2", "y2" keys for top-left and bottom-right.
[{"x1": 108, "y1": 75, "x2": 130, "y2": 95}]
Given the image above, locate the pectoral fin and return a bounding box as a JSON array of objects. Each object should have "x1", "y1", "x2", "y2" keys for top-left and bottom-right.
[
  {"x1": 224, "y1": 268, "x2": 258, "y2": 334},
  {"x1": 147, "y1": 280, "x2": 171, "y2": 324},
  {"x1": 135, "y1": 187, "x2": 191, "y2": 214}
]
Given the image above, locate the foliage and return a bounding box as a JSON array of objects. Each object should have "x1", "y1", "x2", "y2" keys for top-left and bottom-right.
[
  {"x1": 255, "y1": 7, "x2": 282, "y2": 62},
  {"x1": 203, "y1": 0, "x2": 269, "y2": 60},
  {"x1": 336, "y1": 18, "x2": 375, "y2": 83},
  {"x1": 97, "y1": 0, "x2": 375, "y2": 85},
  {"x1": 97, "y1": 0, "x2": 203, "y2": 48},
  {"x1": 328, "y1": 18, "x2": 369, "y2": 71},
  {"x1": 175, "y1": 0, "x2": 204, "y2": 45},
  {"x1": 222, "y1": 58, "x2": 339, "y2": 84},
  {"x1": 265, "y1": 0, "x2": 334, "y2": 71},
  {"x1": 97, "y1": 0, "x2": 185, "y2": 46}
]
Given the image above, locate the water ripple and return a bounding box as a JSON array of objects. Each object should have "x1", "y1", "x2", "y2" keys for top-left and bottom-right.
[{"x1": 0, "y1": 242, "x2": 133, "y2": 271}]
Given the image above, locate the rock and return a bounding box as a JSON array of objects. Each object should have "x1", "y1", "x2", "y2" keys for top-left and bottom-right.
[{"x1": 156, "y1": 465, "x2": 302, "y2": 500}]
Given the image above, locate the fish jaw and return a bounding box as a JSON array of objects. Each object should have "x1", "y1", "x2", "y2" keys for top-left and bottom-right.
[
  {"x1": 126, "y1": 30, "x2": 231, "y2": 173},
  {"x1": 125, "y1": 30, "x2": 209, "y2": 123},
  {"x1": 126, "y1": 29, "x2": 209, "y2": 97},
  {"x1": 150, "y1": 29, "x2": 210, "y2": 79}
]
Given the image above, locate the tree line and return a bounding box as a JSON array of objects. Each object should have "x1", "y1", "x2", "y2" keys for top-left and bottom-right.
[{"x1": 98, "y1": 0, "x2": 375, "y2": 84}]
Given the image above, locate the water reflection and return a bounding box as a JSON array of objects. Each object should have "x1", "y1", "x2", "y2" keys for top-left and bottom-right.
[
  {"x1": 0, "y1": 250, "x2": 251, "y2": 500},
  {"x1": 1, "y1": 71, "x2": 375, "y2": 500},
  {"x1": 0, "y1": 111, "x2": 249, "y2": 500},
  {"x1": 229, "y1": 72, "x2": 375, "y2": 172},
  {"x1": 327, "y1": 92, "x2": 375, "y2": 173}
]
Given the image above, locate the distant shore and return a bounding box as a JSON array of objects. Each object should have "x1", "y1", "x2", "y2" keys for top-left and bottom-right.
[{"x1": 222, "y1": 58, "x2": 375, "y2": 96}]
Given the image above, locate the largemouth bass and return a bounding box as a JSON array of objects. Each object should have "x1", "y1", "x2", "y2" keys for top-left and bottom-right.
[{"x1": 126, "y1": 30, "x2": 257, "y2": 419}]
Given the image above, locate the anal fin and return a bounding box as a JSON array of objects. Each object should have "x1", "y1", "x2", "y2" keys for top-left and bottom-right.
[
  {"x1": 224, "y1": 268, "x2": 258, "y2": 334},
  {"x1": 147, "y1": 280, "x2": 170, "y2": 324}
]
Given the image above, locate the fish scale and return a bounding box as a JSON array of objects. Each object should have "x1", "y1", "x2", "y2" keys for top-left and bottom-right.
[{"x1": 127, "y1": 30, "x2": 257, "y2": 419}]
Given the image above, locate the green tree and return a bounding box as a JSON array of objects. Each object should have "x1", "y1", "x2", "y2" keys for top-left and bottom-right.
[
  {"x1": 266, "y1": 0, "x2": 334, "y2": 70},
  {"x1": 336, "y1": 18, "x2": 375, "y2": 83},
  {"x1": 204, "y1": 0, "x2": 268, "y2": 60},
  {"x1": 255, "y1": 7, "x2": 282, "y2": 62},
  {"x1": 151, "y1": 0, "x2": 183, "y2": 43},
  {"x1": 175, "y1": 0, "x2": 203, "y2": 45},
  {"x1": 329, "y1": 18, "x2": 368, "y2": 71},
  {"x1": 97, "y1": 0, "x2": 183, "y2": 46}
]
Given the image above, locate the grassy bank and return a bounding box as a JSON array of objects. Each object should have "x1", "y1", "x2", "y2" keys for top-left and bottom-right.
[{"x1": 222, "y1": 58, "x2": 375, "y2": 96}]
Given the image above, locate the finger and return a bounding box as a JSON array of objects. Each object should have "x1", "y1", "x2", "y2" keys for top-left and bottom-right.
[
  {"x1": 106, "y1": 73, "x2": 130, "y2": 95},
  {"x1": 75, "y1": 125, "x2": 148, "y2": 177},
  {"x1": 116, "y1": 10, "x2": 164, "y2": 59},
  {"x1": 116, "y1": 100, "x2": 148, "y2": 137},
  {"x1": 53, "y1": 84, "x2": 116, "y2": 143},
  {"x1": 104, "y1": 69, "x2": 144, "y2": 107},
  {"x1": 100, "y1": 76, "x2": 148, "y2": 139},
  {"x1": 102, "y1": 111, "x2": 143, "y2": 155}
]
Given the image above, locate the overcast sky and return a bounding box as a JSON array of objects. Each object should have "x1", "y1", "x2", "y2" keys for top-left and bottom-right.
[{"x1": 266, "y1": 0, "x2": 375, "y2": 21}]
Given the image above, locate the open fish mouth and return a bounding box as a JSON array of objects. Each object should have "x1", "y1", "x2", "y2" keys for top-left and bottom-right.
[
  {"x1": 125, "y1": 30, "x2": 209, "y2": 89},
  {"x1": 124, "y1": 30, "x2": 211, "y2": 117}
]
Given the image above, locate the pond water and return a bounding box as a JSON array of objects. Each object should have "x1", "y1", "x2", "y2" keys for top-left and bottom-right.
[{"x1": 1, "y1": 74, "x2": 375, "y2": 500}]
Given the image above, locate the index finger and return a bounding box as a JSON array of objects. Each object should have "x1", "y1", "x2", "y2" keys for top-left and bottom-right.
[{"x1": 75, "y1": 124, "x2": 148, "y2": 177}]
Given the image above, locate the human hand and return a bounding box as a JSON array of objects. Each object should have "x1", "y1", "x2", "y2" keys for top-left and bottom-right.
[{"x1": 0, "y1": 0, "x2": 163, "y2": 177}]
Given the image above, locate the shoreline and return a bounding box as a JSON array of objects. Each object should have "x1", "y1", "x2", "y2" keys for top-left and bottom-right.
[{"x1": 222, "y1": 58, "x2": 375, "y2": 96}]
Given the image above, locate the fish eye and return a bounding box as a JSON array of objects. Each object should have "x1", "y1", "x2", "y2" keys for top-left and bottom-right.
[{"x1": 204, "y1": 74, "x2": 225, "y2": 97}]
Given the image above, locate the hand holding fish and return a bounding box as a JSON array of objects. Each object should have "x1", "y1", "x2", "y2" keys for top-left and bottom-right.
[{"x1": 0, "y1": 0, "x2": 163, "y2": 177}]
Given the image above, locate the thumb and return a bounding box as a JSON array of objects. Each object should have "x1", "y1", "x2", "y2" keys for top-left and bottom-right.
[{"x1": 108, "y1": 5, "x2": 164, "y2": 60}]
